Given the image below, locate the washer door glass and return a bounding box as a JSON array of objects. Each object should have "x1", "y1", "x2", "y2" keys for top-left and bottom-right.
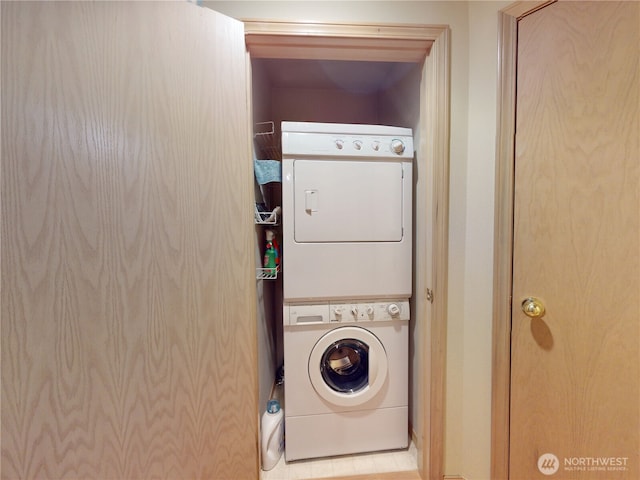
[
  {"x1": 320, "y1": 339, "x2": 369, "y2": 393},
  {"x1": 308, "y1": 326, "x2": 388, "y2": 407}
]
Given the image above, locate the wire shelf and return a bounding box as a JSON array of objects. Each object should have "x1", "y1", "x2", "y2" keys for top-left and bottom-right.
[
  {"x1": 256, "y1": 267, "x2": 280, "y2": 280},
  {"x1": 254, "y1": 121, "x2": 281, "y2": 160}
]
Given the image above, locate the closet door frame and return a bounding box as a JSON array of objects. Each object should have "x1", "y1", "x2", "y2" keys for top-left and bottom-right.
[
  {"x1": 243, "y1": 21, "x2": 450, "y2": 480},
  {"x1": 491, "y1": 2, "x2": 556, "y2": 479}
]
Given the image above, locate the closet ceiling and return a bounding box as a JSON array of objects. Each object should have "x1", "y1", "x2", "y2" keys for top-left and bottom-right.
[{"x1": 254, "y1": 58, "x2": 419, "y2": 94}]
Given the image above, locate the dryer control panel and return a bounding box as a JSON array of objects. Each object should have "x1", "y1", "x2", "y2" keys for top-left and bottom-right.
[
  {"x1": 282, "y1": 122, "x2": 414, "y2": 160},
  {"x1": 284, "y1": 300, "x2": 409, "y2": 326}
]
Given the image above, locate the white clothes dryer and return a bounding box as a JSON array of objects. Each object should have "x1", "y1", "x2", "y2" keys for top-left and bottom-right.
[
  {"x1": 281, "y1": 122, "x2": 413, "y2": 302},
  {"x1": 283, "y1": 300, "x2": 409, "y2": 461}
]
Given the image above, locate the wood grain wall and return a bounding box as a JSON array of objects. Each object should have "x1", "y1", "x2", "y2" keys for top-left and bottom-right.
[{"x1": 1, "y1": 2, "x2": 258, "y2": 479}]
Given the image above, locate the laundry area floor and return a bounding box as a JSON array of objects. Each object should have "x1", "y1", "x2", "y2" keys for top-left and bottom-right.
[{"x1": 261, "y1": 441, "x2": 418, "y2": 480}]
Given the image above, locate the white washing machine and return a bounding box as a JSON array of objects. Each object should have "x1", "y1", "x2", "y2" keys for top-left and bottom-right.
[
  {"x1": 283, "y1": 300, "x2": 409, "y2": 461},
  {"x1": 281, "y1": 121, "x2": 413, "y2": 302}
]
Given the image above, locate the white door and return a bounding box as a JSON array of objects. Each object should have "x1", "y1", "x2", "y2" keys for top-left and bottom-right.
[
  {"x1": 293, "y1": 159, "x2": 405, "y2": 243},
  {"x1": 509, "y1": 2, "x2": 639, "y2": 478}
]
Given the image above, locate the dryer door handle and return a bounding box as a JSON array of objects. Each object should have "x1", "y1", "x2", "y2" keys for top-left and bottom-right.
[{"x1": 305, "y1": 189, "x2": 318, "y2": 213}]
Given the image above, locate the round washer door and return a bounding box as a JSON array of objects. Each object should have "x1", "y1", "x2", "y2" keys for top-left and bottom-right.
[{"x1": 308, "y1": 326, "x2": 388, "y2": 407}]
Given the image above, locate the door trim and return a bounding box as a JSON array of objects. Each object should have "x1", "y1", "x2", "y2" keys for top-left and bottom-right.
[
  {"x1": 421, "y1": 26, "x2": 450, "y2": 480},
  {"x1": 243, "y1": 21, "x2": 450, "y2": 480},
  {"x1": 244, "y1": 20, "x2": 441, "y2": 62},
  {"x1": 491, "y1": 2, "x2": 556, "y2": 479}
]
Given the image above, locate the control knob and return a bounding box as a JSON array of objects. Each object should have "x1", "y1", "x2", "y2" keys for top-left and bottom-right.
[
  {"x1": 353, "y1": 140, "x2": 363, "y2": 150},
  {"x1": 335, "y1": 139, "x2": 344, "y2": 150},
  {"x1": 387, "y1": 303, "x2": 400, "y2": 316},
  {"x1": 390, "y1": 139, "x2": 405, "y2": 154}
]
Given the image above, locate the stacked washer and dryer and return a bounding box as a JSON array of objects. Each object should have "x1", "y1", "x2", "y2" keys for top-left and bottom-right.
[{"x1": 280, "y1": 121, "x2": 413, "y2": 461}]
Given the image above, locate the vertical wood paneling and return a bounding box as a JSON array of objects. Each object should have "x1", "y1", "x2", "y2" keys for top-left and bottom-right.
[{"x1": 1, "y1": 2, "x2": 257, "y2": 479}]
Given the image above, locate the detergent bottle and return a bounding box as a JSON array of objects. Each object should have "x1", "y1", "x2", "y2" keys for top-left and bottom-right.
[{"x1": 261, "y1": 399, "x2": 284, "y2": 470}]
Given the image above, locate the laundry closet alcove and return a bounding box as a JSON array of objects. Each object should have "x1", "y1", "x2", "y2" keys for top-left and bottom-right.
[{"x1": 242, "y1": 19, "x2": 450, "y2": 480}]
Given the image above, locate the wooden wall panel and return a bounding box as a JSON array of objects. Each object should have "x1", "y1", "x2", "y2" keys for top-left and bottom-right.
[{"x1": 1, "y1": 2, "x2": 257, "y2": 479}]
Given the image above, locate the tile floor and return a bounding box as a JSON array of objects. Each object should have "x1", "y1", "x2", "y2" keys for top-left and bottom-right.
[{"x1": 261, "y1": 441, "x2": 418, "y2": 480}]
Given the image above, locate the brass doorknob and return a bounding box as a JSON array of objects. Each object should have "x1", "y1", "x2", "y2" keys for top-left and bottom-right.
[{"x1": 521, "y1": 297, "x2": 545, "y2": 318}]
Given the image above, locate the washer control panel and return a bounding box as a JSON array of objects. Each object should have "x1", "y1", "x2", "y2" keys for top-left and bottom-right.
[
  {"x1": 285, "y1": 300, "x2": 410, "y2": 325},
  {"x1": 330, "y1": 300, "x2": 409, "y2": 322}
]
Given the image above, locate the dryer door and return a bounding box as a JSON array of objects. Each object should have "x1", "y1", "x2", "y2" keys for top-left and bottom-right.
[
  {"x1": 293, "y1": 159, "x2": 404, "y2": 243},
  {"x1": 308, "y1": 326, "x2": 388, "y2": 407}
]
